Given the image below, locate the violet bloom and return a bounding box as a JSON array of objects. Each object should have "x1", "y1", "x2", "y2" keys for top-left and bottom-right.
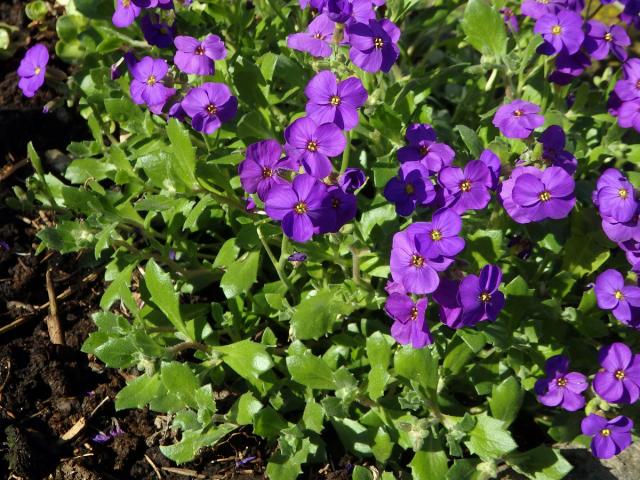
[
  {"x1": 299, "y1": 0, "x2": 328, "y2": 9},
  {"x1": 534, "y1": 11, "x2": 584, "y2": 55},
  {"x1": 581, "y1": 414, "x2": 633, "y2": 460},
  {"x1": 304, "y1": 70, "x2": 368, "y2": 131},
  {"x1": 458, "y1": 264, "x2": 505, "y2": 325},
  {"x1": 385, "y1": 280, "x2": 406, "y2": 295},
  {"x1": 534, "y1": 355, "x2": 588, "y2": 411},
  {"x1": 140, "y1": 14, "x2": 176, "y2": 49},
  {"x1": 594, "y1": 269, "x2": 640, "y2": 326},
  {"x1": 595, "y1": 169, "x2": 638, "y2": 223},
  {"x1": 621, "y1": 239, "x2": 640, "y2": 272},
  {"x1": 593, "y1": 342, "x2": 640, "y2": 404},
  {"x1": 17, "y1": 44, "x2": 48, "y2": 98},
  {"x1": 174, "y1": 35, "x2": 226, "y2": 75},
  {"x1": 617, "y1": 100, "x2": 640, "y2": 131},
  {"x1": 112, "y1": 0, "x2": 141, "y2": 28},
  {"x1": 284, "y1": 116, "x2": 346, "y2": 179},
  {"x1": 338, "y1": 167, "x2": 366, "y2": 193},
  {"x1": 181, "y1": 82, "x2": 238, "y2": 134},
  {"x1": 521, "y1": 0, "x2": 565, "y2": 19},
  {"x1": 384, "y1": 293, "x2": 433, "y2": 348},
  {"x1": 347, "y1": 18, "x2": 400, "y2": 73},
  {"x1": 319, "y1": 186, "x2": 357, "y2": 233},
  {"x1": 287, "y1": 14, "x2": 335, "y2": 58},
  {"x1": 238, "y1": 140, "x2": 295, "y2": 201},
  {"x1": 384, "y1": 163, "x2": 436, "y2": 216},
  {"x1": 439, "y1": 160, "x2": 492, "y2": 215},
  {"x1": 479, "y1": 149, "x2": 501, "y2": 190},
  {"x1": 584, "y1": 20, "x2": 630, "y2": 61},
  {"x1": 390, "y1": 225, "x2": 441, "y2": 294},
  {"x1": 432, "y1": 279, "x2": 464, "y2": 329},
  {"x1": 397, "y1": 123, "x2": 455, "y2": 174},
  {"x1": 548, "y1": 51, "x2": 590, "y2": 85},
  {"x1": 264, "y1": 174, "x2": 328, "y2": 243},
  {"x1": 600, "y1": 213, "x2": 640, "y2": 244},
  {"x1": 129, "y1": 57, "x2": 176, "y2": 113},
  {"x1": 288, "y1": 252, "x2": 307, "y2": 262},
  {"x1": 414, "y1": 208, "x2": 465, "y2": 259},
  {"x1": 133, "y1": 0, "x2": 173, "y2": 8},
  {"x1": 508, "y1": 166, "x2": 576, "y2": 223},
  {"x1": 614, "y1": 59, "x2": 640, "y2": 102},
  {"x1": 500, "y1": 8, "x2": 519, "y2": 33},
  {"x1": 538, "y1": 125, "x2": 577, "y2": 174},
  {"x1": 492, "y1": 99, "x2": 545, "y2": 139}
]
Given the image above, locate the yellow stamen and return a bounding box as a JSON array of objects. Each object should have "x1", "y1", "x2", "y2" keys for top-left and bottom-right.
[
  {"x1": 306, "y1": 141, "x2": 318, "y2": 152},
  {"x1": 411, "y1": 254, "x2": 424, "y2": 268},
  {"x1": 294, "y1": 202, "x2": 308, "y2": 214},
  {"x1": 460, "y1": 180, "x2": 472, "y2": 192},
  {"x1": 539, "y1": 191, "x2": 551, "y2": 202},
  {"x1": 551, "y1": 25, "x2": 562, "y2": 35},
  {"x1": 430, "y1": 229, "x2": 442, "y2": 241}
]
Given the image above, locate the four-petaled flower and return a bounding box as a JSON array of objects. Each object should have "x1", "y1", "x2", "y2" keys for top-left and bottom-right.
[
  {"x1": 174, "y1": 35, "x2": 227, "y2": 75},
  {"x1": 397, "y1": 124, "x2": 455, "y2": 174},
  {"x1": 439, "y1": 160, "x2": 492, "y2": 214},
  {"x1": 458, "y1": 264, "x2": 505, "y2": 325},
  {"x1": 534, "y1": 355, "x2": 588, "y2": 411},
  {"x1": 581, "y1": 414, "x2": 633, "y2": 459},
  {"x1": 384, "y1": 163, "x2": 435, "y2": 216},
  {"x1": 181, "y1": 82, "x2": 238, "y2": 134},
  {"x1": 287, "y1": 14, "x2": 336, "y2": 58},
  {"x1": 414, "y1": 208, "x2": 465, "y2": 259},
  {"x1": 492, "y1": 99, "x2": 545, "y2": 139},
  {"x1": 593, "y1": 342, "x2": 640, "y2": 404},
  {"x1": 17, "y1": 44, "x2": 48, "y2": 98},
  {"x1": 384, "y1": 293, "x2": 433, "y2": 348},
  {"x1": 534, "y1": 10, "x2": 585, "y2": 55},
  {"x1": 594, "y1": 269, "x2": 640, "y2": 327},
  {"x1": 129, "y1": 56, "x2": 176, "y2": 113},
  {"x1": 239, "y1": 140, "x2": 296, "y2": 201},
  {"x1": 347, "y1": 18, "x2": 400, "y2": 73},
  {"x1": 390, "y1": 224, "x2": 443, "y2": 294}
]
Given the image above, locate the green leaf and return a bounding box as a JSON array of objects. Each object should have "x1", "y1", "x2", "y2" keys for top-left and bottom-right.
[
  {"x1": 286, "y1": 351, "x2": 336, "y2": 390},
  {"x1": 302, "y1": 400, "x2": 325, "y2": 433},
  {"x1": 507, "y1": 446, "x2": 573, "y2": 480},
  {"x1": 161, "y1": 362, "x2": 200, "y2": 409},
  {"x1": 410, "y1": 434, "x2": 449, "y2": 480},
  {"x1": 220, "y1": 251, "x2": 260, "y2": 298},
  {"x1": 489, "y1": 376, "x2": 524, "y2": 427},
  {"x1": 212, "y1": 238, "x2": 239, "y2": 268},
  {"x1": 145, "y1": 259, "x2": 188, "y2": 337},
  {"x1": 230, "y1": 392, "x2": 263, "y2": 425},
  {"x1": 212, "y1": 340, "x2": 274, "y2": 381},
  {"x1": 394, "y1": 345, "x2": 439, "y2": 391},
  {"x1": 455, "y1": 125, "x2": 483, "y2": 158},
  {"x1": 160, "y1": 423, "x2": 237, "y2": 464},
  {"x1": 37, "y1": 220, "x2": 96, "y2": 253},
  {"x1": 291, "y1": 287, "x2": 352, "y2": 340},
  {"x1": 465, "y1": 413, "x2": 517, "y2": 460},
  {"x1": 26, "y1": 1, "x2": 49, "y2": 21},
  {"x1": 461, "y1": 0, "x2": 507, "y2": 58},
  {"x1": 167, "y1": 119, "x2": 197, "y2": 188},
  {"x1": 115, "y1": 374, "x2": 162, "y2": 410},
  {"x1": 366, "y1": 332, "x2": 393, "y2": 400},
  {"x1": 352, "y1": 466, "x2": 374, "y2": 480}
]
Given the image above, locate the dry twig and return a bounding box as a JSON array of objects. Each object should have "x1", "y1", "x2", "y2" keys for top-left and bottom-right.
[{"x1": 45, "y1": 268, "x2": 65, "y2": 345}]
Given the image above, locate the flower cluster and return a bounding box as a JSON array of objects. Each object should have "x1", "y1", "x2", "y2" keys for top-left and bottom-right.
[
  {"x1": 238, "y1": 69, "x2": 369, "y2": 242},
  {"x1": 111, "y1": 0, "x2": 237, "y2": 134},
  {"x1": 535, "y1": 343, "x2": 639, "y2": 459},
  {"x1": 288, "y1": 0, "x2": 400, "y2": 73}
]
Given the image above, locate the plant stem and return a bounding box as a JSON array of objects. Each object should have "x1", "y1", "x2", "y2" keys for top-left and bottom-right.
[
  {"x1": 340, "y1": 130, "x2": 352, "y2": 173},
  {"x1": 257, "y1": 226, "x2": 294, "y2": 294}
]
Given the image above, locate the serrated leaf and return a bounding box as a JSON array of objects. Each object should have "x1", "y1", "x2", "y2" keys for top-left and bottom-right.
[
  {"x1": 115, "y1": 374, "x2": 162, "y2": 410},
  {"x1": 286, "y1": 351, "x2": 336, "y2": 390}
]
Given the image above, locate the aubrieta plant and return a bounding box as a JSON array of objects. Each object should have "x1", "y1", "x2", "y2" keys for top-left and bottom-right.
[{"x1": 12, "y1": 0, "x2": 640, "y2": 477}]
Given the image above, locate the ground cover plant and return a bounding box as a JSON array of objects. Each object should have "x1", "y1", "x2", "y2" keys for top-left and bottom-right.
[{"x1": 5, "y1": 0, "x2": 640, "y2": 478}]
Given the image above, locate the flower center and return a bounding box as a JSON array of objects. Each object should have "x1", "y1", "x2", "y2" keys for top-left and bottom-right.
[
  {"x1": 262, "y1": 167, "x2": 274, "y2": 178},
  {"x1": 146, "y1": 75, "x2": 157, "y2": 86},
  {"x1": 409, "y1": 306, "x2": 418, "y2": 320},
  {"x1": 294, "y1": 202, "x2": 308, "y2": 215},
  {"x1": 419, "y1": 145, "x2": 430, "y2": 156},
  {"x1": 430, "y1": 229, "x2": 442, "y2": 241},
  {"x1": 615, "y1": 290, "x2": 625, "y2": 300},
  {"x1": 556, "y1": 377, "x2": 568, "y2": 387},
  {"x1": 206, "y1": 104, "x2": 218, "y2": 115},
  {"x1": 551, "y1": 25, "x2": 562, "y2": 35},
  {"x1": 34, "y1": 66, "x2": 41, "y2": 75},
  {"x1": 374, "y1": 37, "x2": 384, "y2": 49},
  {"x1": 460, "y1": 180, "x2": 472, "y2": 192},
  {"x1": 600, "y1": 428, "x2": 611, "y2": 437},
  {"x1": 619, "y1": 188, "x2": 629, "y2": 199},
  {"x1": 160, "y1": 26, "x2": 168, "y2": 34},
  {"x1": 539, "y1": 191, "x2": 551, "y2": 202},
  {"x1": 313, "y1": 32, "x2": 323, "y2": 39},
  {"x1": 538, "y1": 0, "x2": 549, "y2": 4},
  {"x1": 405, "y1": 183, "x2": 414, "y2": 194},
  {"x1": 615, "y1": 369, "x2": 626, "y2": 380},
  {"x1": 123, "y1": 0, "x2": 131, "y2": 6},
  {"x1": 636, "y1": 80, "x2": 640, "y2": 90},
  {"x1": 306, "y1": 140, "x2": 318, "y2": 152},
  {"x1": 479, "y1": 291, "x2": 492, "y2": 303},
  {"x1": 513, "y1": 109, "x2": 523, "y2": 117},
  {"x1": 332, "y1": 198, "x2": 340, "y2": 208},
  {"x1": 604, "y1": 32, "x2": 613, "y2": 42},
  {"x1": 195, "y1": 46, "x2": 205, "y2": 55},
  {"x1": 330, "y1": 95, "x2": 341, "y2": 106},
  {"x1": 411, "y1": 254, "x2": 424, "y2": 268}
]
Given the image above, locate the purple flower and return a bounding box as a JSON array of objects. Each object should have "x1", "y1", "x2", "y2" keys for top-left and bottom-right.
[
  {"x1": 438, "y1": 160, "x2": 492, "y2": 215},
  {"x1": 614, "y1": 58, "x2": 640, "y2": 102},
  {"x1": 600, "y1": 213, "x2": 640, "y2": 243},
  {"x1": 414, "y1": 209, "x2": 465, "y2": 259},
  {"x1": 548, "y1": 51, "x2": 590, "y2": 85},
  {"x1": 181, "y1": 83, "x2": 238, "y2": 134},
  {"x1": 501, "y1": 7, "x2": 519, "y2": 32},
  {"x1": 594, "y1": 169, "x2": 638, "y2": 223},
  {"x1": 617, "y1": 100, "x2": 640, "y2": 131},
  {"x1": 288, "y1": 252, "x2": 307, "y2": 262},
  {"x1": 304, "y1": 70, "x2": 367, "y2": 131},
  {"x1": 265, "y1": 174, "x2": 329, "y2": 243},
  {"x1": 594, "y1": 269, "x2": 640, "y2": 326},
  {"x1": 168, "y1": 101, "x2": 187, "y2": 121},
  {"x1": 521, "y1": 0, "x2": 565, "y2": 19},
  {"x1": 385, "y1": 279, "x2": 406, "y2": 295},
  {"x1": 319, "y1": 186, "x2": 357, "y2": 233},
  {"x1": 479, "y1": 149, "x2": 501, "y2": 190},
  {"x1": 17, "y1": 44, "x2": 48, "y2": 98},
  {"x1": 534, "y1": 11, "x2": 585, "y2": 55},
  {"x1": 621, "y1": 239, "x2": 640, "y2": 272},
  {"x1": 299, "y1": 0, "x2": 328, "y2": 9},
  {"x1": 458, "y1": 264, "x2": 505, "y2": 325},
  {"x1": 384, "y1": 293, "x2": 433, "y2": 348},
  {"x1": 129, "y1": 57, "x2": 176, "y2": 113},
  {"x1": 112, "y1": 0, "x2": 141, "y2": 28},
  {"x1": 390, "y1": 225, "x2": 442, "y2": 295},
  {"x1": 174, "y1": 35, "x2": 226, "y2": 75},
  {"x1": 397, "y1": 124, "x2": 455, "y2": 174},
  {"x1": 140, "y1": 14, "x2": 176, "y2": 49},
  {"x1": 287, "y1": 14, "x2": 335, "y2": 58},
  {"x1": 384, "y1": 163, "x2": 436, "y2": 216},
  {"x1": 238, "y1": 140, "x2": 296, "y2": 201},
  {"x1": 593, "y1": 342, "x2": 640, "y2": 405},
  {"x1": 132, "y1": 0, "x2": 173, "y2": 8},
  {"x1": 492, "y1": 99, "x2": 545, "y2": 139},
  {"x1": 507, "y1": 166, "x2": 576, "y2": 223},
  {"x1": 534, "y1": 355, "x2": 588, "y2": 411},
  {"x1": 584, "y1": 20, "x2": 630, "y2": 61},
  {"x1": 92, "y1": 432, "x2": 111, "y2": 444},
  {"x1": 538, "y1": 125, "x2": 577, "y2": 174},
  {"x1": 284, "y1": 116, "x2": 346, "y2": 179},
  {"x1": 338, "y1": 167, "x2": 366, "y2": 193},
  {"x1": 347, "y1": 19, "x2": 400, "y2": 73},
  {"x1": 432, "y1": 279, "x2": 464, "y2": 328},
  {"x1": 581, "y1": 414, "x2": 633, "y2": 460}
]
